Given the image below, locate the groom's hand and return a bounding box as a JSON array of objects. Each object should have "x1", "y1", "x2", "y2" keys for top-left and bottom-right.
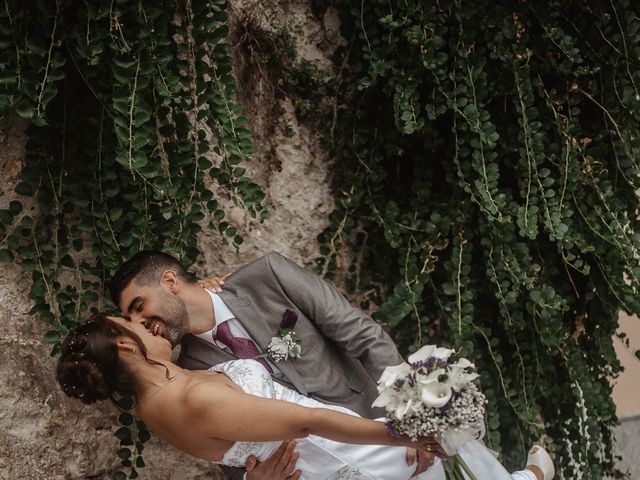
[
  {"x1": 406, "y1": 448, "x2": 437, "y2": 477},
  {"x1": 244, "y1": 440, "x2": 301, "y2": 480}
]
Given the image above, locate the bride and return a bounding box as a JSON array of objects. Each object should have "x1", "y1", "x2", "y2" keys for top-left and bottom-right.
[{"x1": 57, "y1": 313, "x2": 554, "y2": 480}]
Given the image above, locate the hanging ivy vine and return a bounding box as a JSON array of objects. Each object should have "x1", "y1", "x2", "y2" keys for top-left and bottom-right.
[
  {"x1": 0, "y1": 0, "x2": 265, "y2": 478},
  {"x1": 311, "y1": 1, "x2": 639, "y2": 478},
  {"x1": 2, "y1": 0, "x2": 639, "y2": 479}
]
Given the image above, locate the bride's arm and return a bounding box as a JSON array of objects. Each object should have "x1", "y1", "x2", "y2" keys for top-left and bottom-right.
[{"x1": 183, "y1": 382, "x2": 439, "y2": 451}]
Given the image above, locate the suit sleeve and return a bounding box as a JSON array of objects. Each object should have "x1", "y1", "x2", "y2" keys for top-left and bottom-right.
[{"x1": 265, "y1": 252, "x2": 404, "y2": 381}]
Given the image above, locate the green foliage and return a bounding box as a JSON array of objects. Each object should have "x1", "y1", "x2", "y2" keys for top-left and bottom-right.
[
  {"x1": 316, "y1": 0, "x2": 639, "y2": 478},
  {"x1": 2, "y1": 0, "x2": 638, "y2": 478},
  {"x1": 0, "y1": 0, "x2": 265, "y2": 476}
]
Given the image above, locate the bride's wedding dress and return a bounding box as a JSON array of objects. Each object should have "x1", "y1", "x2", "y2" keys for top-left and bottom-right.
[{"x1": 212, "y1": 360, "x2": 532, "y2": 480}]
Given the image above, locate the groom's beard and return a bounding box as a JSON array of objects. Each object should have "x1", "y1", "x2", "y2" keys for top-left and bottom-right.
[{"x1": 152, "y1": 295, "x2": 190, "y2": 346}]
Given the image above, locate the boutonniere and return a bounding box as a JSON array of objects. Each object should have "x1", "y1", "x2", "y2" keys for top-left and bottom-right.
[{"x1": 261, "y1": 309, "x2": 302, "y2": 362}]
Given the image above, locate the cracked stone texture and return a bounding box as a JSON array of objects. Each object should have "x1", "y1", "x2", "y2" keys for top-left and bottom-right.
[{"x1": 0, "y1": 2, "x2": 341, "y2": 479}]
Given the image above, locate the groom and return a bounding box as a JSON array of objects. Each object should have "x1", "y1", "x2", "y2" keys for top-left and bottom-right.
[{"x1": 109, "y1": 250, "x2": 437, "y2": 479}]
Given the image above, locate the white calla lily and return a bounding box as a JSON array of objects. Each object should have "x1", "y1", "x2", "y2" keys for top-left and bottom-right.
[
  {"x1": 448, "y1": 368, "x2": 479, "y2": 390},
  {"x1": 453, "y1": 357, "x2": 474, "y2": 369},
  {"x1": 378, "y1": 362, "x2": 411, "y2": 388},
  {"x1": 446, "y1": 357, "x2": 478, "y2": 390},
  {"x1": 432, "y1": 347, "x2": 455, "y2": 361},
  {"x1": 408, "y1": 344, "x2": 456, "y2": 364},
  {"x1": 415, "y1": 368, "x2": 453, "y2": 408},
  {"x1": 407, "y1": 345, "x2": 436, "y2": 364},
  {"x1": 420, "y1": 379, "x2": 453, "y2": 407}
]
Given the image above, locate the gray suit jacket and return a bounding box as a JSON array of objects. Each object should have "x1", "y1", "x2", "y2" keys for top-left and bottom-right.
[{"x1": 177, "y1": 252, "x2": 404, "y2": 479}]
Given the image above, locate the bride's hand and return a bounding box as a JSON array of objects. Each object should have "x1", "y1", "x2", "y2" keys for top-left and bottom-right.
[{"x1": 197, "y1": 273, "x2": 231, "y2": 293}]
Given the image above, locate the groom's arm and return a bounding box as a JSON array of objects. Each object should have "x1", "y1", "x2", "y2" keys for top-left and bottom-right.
[{"x1": 265, "y1": 252, "x2": 404, "y2": 381}]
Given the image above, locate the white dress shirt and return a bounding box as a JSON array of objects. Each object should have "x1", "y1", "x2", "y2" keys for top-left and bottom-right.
[{"x1": 195, "y1": 290, "x2": 280, "y2": 376}]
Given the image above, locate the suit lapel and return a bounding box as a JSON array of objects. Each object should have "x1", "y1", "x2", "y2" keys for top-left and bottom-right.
[
  {"x1": 181, "y1": 334, "x2": 235, "y2": 366},
  {"x1": 219, "y1": 291, "x2": 307, "y2": 394},
  {"x1": 219, "y1": 293, "x2": 272, "y2": 348}
]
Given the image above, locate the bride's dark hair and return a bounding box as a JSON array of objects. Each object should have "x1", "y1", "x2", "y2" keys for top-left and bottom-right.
[{"x1": 56, "y1": 313, "x2": 162, "y2": 405}]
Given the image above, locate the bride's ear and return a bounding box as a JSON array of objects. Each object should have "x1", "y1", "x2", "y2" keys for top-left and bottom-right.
[{"x1": 116, "y1": 339, "x2": 138, "y2": 354}]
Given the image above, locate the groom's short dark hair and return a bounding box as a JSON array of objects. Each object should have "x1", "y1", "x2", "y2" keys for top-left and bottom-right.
[{"x1": 109, "y1": 251, "x2": 193, "y2": 306}]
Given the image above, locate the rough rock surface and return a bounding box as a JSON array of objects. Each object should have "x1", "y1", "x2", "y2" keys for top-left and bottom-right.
[
  {"x1": 197, "y1": 0, "x2": 343, "y2": 273},
  {"x1": 0, "y1": 118, "x2": 215, "y2": 479},
  {"x1": 0, "y1": 2, "x2": 340, "y2": 478}
]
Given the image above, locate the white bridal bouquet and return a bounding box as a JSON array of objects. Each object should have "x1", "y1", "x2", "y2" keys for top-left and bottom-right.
[{"x1": 373, "y1": 345, "x2": 487, "y2": 480}]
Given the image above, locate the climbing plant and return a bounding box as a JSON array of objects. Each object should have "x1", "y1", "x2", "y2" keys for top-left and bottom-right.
[
  {"x1": 0, "y1": 0, "x2": 265, "y2": 477},
  {"x1": 313, "y1": 1, "x2": 640, "y2": 478},
  {"x1": 2, "y1": 0, "x2": 639, "y2": 479}
]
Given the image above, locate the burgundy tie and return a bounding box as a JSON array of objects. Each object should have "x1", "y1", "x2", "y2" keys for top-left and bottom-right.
[{"x1": 214, "y1": 322, "x2": 273, "y2": 373}]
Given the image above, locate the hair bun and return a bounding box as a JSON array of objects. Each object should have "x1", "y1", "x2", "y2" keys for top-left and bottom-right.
[
  {"x1": 57, "y1": 352, "x2": 110, "y2": 404},
  {"x1": 57, "y1": 313, "x2": 140, "y2": 406}
]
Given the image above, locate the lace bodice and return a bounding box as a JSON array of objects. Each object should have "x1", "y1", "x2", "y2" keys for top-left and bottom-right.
[{"x1": 210, "y1": 360, "x2": 284, "y2": 467}]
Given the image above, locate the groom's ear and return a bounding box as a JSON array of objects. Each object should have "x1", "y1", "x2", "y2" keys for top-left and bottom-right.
[{"x1": 160, "y1": 270, "x2": 181, "y2": 294}]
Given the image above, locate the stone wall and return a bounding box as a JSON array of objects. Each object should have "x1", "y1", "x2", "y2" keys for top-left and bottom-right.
[
  {"x1": 614, "y1": 416, "x2": 640, "y2": 479},
  {"x1": 0, "y1": 2, "x2": 340, "y2": 478},
  {"x1": 0, "y1": 103, "x2": 219, "y2": 480}
]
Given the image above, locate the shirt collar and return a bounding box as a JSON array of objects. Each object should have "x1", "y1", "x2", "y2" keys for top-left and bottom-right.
[{"x1": 194, "y1": 290, "x2": 235, "y2": 343}]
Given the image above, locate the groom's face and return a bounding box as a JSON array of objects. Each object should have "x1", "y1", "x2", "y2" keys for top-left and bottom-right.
[{"x1": 118, "y1": 280, "x2": 190, "y2": 346}]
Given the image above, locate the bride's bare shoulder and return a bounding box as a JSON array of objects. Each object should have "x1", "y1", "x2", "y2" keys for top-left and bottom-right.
[
  {"x1": 138, "y1": 372, "x2": 225, "y2": 422},
  {"x1": 181, "y1": 371, "x2": 240, "y2": 408}
]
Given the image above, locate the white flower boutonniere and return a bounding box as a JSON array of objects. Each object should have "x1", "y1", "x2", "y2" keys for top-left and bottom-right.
[
  {"x1": 261, "y1": 309, "x2": 302, "y2": 363},
  {"x1": 264, "y1": 330, "x2": 302, "y2": 362}
]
